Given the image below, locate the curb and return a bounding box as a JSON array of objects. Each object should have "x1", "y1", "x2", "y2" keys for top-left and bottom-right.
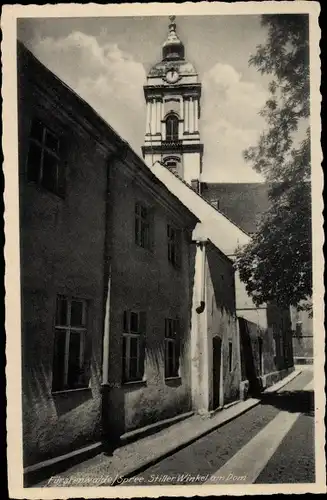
[
  {"x1": 109, "y1": 368, "x2": 303, "y2": 486},
  {"x1": 264, "y1": 368, "x2": 302, "y2": 394},
  {"x1": 24, "y1": 442, "x2": 103, "y2": 487},
  {"x1": 120, "y1": 410, "x2": 195, "y2": 445}
]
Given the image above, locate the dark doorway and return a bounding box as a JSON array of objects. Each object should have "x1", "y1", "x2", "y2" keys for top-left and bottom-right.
[
  {"x1": 239, "y1": 317, "x2": 261, "y2": 396},
  {"x1": 212, "y1": 336, "x2": 222, "y2": 409}
]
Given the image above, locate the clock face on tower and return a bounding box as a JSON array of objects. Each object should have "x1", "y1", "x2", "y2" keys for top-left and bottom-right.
[{"x1": 165, "y1": 69, "x2": 179, "y2": 83}]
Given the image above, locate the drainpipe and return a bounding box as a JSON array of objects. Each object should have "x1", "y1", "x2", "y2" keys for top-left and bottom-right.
[
  {"x1": 101, "y1": 141, "x2": 128, "y2": 451},
  {"x1": 101, "y1": 141, "x2": 128, "y2": 386},
  {"x1": 196, "y1": 240, "x2": 207, "y2": 314},
  {"x1": 102, "y1": 264, "x2": 112, "y2": 385}
]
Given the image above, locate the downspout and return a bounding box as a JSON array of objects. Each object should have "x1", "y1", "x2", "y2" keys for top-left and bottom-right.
[
  {"x1": 101, "y1": 141, "x2": 127, "y2": 450},
  {"x1": 101, "y1": 141, "x2": 128, "y2": 387},
  {"x1": 196, "y1": 240, "x2": 207, "y2": 314},
  {"x1": 102, "y1": 264, "x2": 112, "y2": 385}
]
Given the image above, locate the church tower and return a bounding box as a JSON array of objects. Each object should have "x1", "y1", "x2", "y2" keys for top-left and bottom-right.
[{"x1": 142, "y1": 16, "x2": 204, "y2": 189}]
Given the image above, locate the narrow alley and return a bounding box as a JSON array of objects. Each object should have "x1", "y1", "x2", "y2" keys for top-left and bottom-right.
[{"x1": 132, "y1": 367, "x2": 314, "y2": 485}]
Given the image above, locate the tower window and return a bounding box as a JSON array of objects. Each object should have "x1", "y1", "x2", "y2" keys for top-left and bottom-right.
[
  {"x1": 164, "y1": 157, "x2": 180, "y2": 174},
  {"x1": 165, "y1": 115, "x2": 179, "y2": 141}
]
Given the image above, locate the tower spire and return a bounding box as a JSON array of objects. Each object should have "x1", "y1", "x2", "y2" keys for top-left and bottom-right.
[
  {"x1": 143, "y1": 16, "x2": 203, "y2": 185},
  {"x1": 162, "y1": 15, "x2": 185, "y2": 61}
]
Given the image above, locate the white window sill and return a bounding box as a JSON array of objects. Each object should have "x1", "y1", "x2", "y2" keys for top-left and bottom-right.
[
  {"x1": 122, "y1": 379, "x2": 147, "y2": 387},
  {"x1": 165, "y1": 376, "x2": 182, "y2": 382},
  {"x1": 52, "y1": 386, "x2": 91, "y2": 395}
]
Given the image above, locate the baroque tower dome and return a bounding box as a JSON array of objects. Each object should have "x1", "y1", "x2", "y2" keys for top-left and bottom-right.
[
  {"x1": 162, "y1": 15, "x2": 185, "y2": 61},
  {"x1": 148, "y1": 16, "x2": 197, "y2": 79}
]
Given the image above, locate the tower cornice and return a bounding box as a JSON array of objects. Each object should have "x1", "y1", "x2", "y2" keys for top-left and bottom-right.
[
  {"x1": 142, "y1": 143, "x2": 204, "y2": 155},
  {"x1": 144, "y1": 83, "x2": 202, "y2": 99}
]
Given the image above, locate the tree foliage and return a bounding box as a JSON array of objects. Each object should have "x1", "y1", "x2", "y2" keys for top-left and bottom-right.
[{"x1": 236, "y1": 14, "x2": 312, "y2": 311}]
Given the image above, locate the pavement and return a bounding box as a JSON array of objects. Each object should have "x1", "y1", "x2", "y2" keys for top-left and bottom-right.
[{"x1": 34, "y1": 368, "x2": 301, "y2": 488}]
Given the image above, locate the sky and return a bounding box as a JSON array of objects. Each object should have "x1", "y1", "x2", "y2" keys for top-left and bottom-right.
[{"x1": 17, "y1": 15, "x2": 274, "y2": 183}]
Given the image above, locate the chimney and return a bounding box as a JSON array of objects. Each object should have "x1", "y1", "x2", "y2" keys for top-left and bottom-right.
[{"x1": 190, "y1": 179, "x2": 200, "y2": 193}]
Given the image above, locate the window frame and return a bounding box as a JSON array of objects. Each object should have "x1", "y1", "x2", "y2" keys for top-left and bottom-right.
[
  {"x1": 164, "y1": 318, "x2": 181, "y2": 379},
  {"x1": 167, "y1": 224, "x2": 182, "y2": 268},
  {"x1": 164, "y1": 156, "x2": 181, "y2": 174},
  {"x1": 122, "y1": 310, "x2": 146, "y2": 384},
  {"x1": 165, "y1": 114, "x2": 179, "y2": 142},
  {"x1": 26, "y1": 117, "x2": 65, "y2": 197},
  {"x1": 52, "y1": 295, "x2": 89, "y2": 393},
  {"x1": 135, "y1": 202, "x2": 153, "y2": 251}
]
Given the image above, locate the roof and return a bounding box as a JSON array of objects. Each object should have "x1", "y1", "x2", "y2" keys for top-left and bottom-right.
[
  {"x1": 151, "y1": 163, "x2": 251, "y2": 257},
  {"x1": 201, "y1": 182, "x2": 270, "y2": 234},
  {"x1": 17, "y1": 41, "x2": 199, "y2": 228},
  {"x1": 17, "y1": 40, "x2": 127, "y2": 152}
]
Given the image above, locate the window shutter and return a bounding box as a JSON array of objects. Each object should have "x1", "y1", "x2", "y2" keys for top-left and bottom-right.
[
  {"x1": 123, "y1": 310, "x2": 129, "y2": 332},
  {"x1": 139, "y1": 312, "x2": 146, "y2": 380}
]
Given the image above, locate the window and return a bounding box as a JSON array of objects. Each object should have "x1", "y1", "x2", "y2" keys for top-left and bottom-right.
[
  {"x1": 52, "y1": 296, "x2": 88, "y2": 391},
  {"x1": 164, "y1": 157, "x2": 180, "y2": 174},
  {"x1": 165, "y1": 318, "x2": 181, "y2": 378},
  {"x1": 135, "y1": 203, "x2": 153, "y2": 250},
  {"x1": 26, "y1": 118, "x2": 65, "y2": 196},
  {"x1": 122, "y1": 311, "x2": 146, "y2": 383},
  {"x1": 228, "y1": 341, "x2": 233, "y2": 372},
  {"x1": 165, "y1": 115, "x2": 179, "y2": 141},
  {"x1": 167, "y1": 224, "x2": 181, "y2": 268}
]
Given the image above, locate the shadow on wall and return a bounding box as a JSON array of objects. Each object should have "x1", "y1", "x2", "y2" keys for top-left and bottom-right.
[
  {"x1": 238, "y1": 317, "x2": 262, "y2": 397},
  {"x1": 206, "y1": 244, "x2": 236, "y2": 315}
]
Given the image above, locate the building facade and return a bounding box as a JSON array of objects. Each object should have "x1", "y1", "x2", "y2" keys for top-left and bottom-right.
[
  {"x1": 18, "y1": 42, "x2": 117, "y2": 467},
  {"x1": 18, "y1": 42, "x2": 200, "y2": 467},
  {"x1": 101, "y1": 146, "x2": 199, "y2": 440}
]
